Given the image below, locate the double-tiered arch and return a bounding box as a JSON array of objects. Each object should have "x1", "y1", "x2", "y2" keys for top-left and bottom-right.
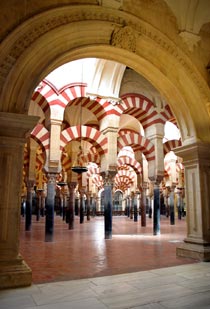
[{"x1": 0, "y1": 5, "x2": 209, "y2": 144}]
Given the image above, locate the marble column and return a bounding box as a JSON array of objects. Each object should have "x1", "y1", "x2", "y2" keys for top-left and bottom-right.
[
  {"x1": 176, "y1": 189, "x2": 182, "y2": 220},
  {"x1": 148, "y1": 195, "x2": 152, "y2": 218},
  {"x1": 0, "y1": 112, "x2": 38, "y2": 288},
  {"x1": 127, "y1": 196, "x2": 130, "y2": 217},
  {"x1": 67, "y1": 182, "x2": 76, "y2": 229},
  {"x1": 164, "y1": 188, "x2": 169, "y2": 218},
  {"x1": 45, "y1": 173, "x2": 57, "y2": 242},
  {"x1": 130, "y1": 194, "x2": 133, "y2": 220},
  {"x1": 169, "y1": 184, "x2": 176, "y2": 225},
  {"x1": 41, "y1": 192, "x2": 45, "y2": 217},
  {"x1": 80, "y1": 187, "x2": 86, "y2": 224},
  {"x1": 86, "y1": 191, "x2": 91, "y2": 221},
  {"x1": 36, "y1": 189, "x2": 44, "y2": 221},
  {"x1": 133, "y1": 192, "x2": 138, "y2": 222},
  {"x1": 75, "y1": 196, "x2": 79, "y2": 216},
  {"x1": 25, "y1": 180, "x2": 34, "y2": 230},
  {"x1": 152, "y1": 180, "x2": 162, "y2": 235},
  {"x1": 141, "y1": 183, "x2": 147, "y2": 226},
  {"x1": 101, "y1": 169, "x2": 116, "y2": 239},
  {"x1": 146, "y1": 124, "x2": 164, "y2": 236},
  {"x1": 174, "y1": 142, "x2": 210, "y2": 261}
]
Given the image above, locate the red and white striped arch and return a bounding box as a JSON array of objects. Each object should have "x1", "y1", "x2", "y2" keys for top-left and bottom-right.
[
  {"x1": 36, "y1": 150, "x2": 45, "y2": 172},
  {"x1": 33, "y1": 81, "x2": 116, "y2": 123},
  {"x1": 164, "y1": 161, "x2": 184, "y2": 177},
  {"x1": 31, "y1": 124, "x2": 50, "y2": 150},
  {"x1": 61, "y1": 151, "x2": 72, "y2": 172},
  {"x1": 30, "y1": 124, "x2": 50, "y2": 165},
  {"x1": 115, "y1": 170, "x2": 135, "y2": 191},
  {"x1": 117, "y1": 156, "x2": 142, "y2": 174},
  {"x1": 86, "y1": 165, "x2": 102, "y2": 189},
  {"x1": 60, "y1": 82, "x2": 86, "y2": 102},
  {"x1": 163, "y1": 139, "x2": 182, "y2": 155},
  {"x1": 69, "y1": 96, "x2": 107, "y2": 122},
  {"x1": 117, "y1": 132, "x2": 155, "y2": 161},
  {"x1": 80, "y1": 153, "x2": 100, "y2": 165},
  {"x1": 60, "y1": 125, "x2": 108, "y2": 156},
  {"x1": 86, "y1": 166, "x2": 100, "y2": 176},
  {"x1": 115, "y1": 170, "x2": 135, "y2": 182},
  {"x1": 90, "y1": 174, "x2": 103, "y2": 190},
  {"x1": 32, "y1": 81, "x2": 87, "y2": 115},
  {"x1": 115, "y1": 94, "x2": 174, "y2": 129}
]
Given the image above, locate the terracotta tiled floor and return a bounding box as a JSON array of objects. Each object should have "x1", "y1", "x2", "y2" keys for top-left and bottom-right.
[{"x1": 19, "y1": 214, "x2": 197, "y2": 284}]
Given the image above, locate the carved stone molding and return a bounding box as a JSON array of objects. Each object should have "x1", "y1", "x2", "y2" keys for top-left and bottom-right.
[
  {"x1": 179, "y1": 31, "x2": 201, "y2": 52},
  {"x1": 111, "y1": 26, "x2": 137, "y2": 52},
  {"x1": 101, "y1": 166, "x2": 117, "y2": 186},
  {"x1": 0, "y1": 5, "x2": 209, "y2": 102},
  {"x1": 46, "y1": 173, "x2": 58, "y2": 184}
]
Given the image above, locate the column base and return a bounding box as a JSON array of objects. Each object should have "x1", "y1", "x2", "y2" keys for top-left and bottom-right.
[
  {"x1": 177, "y1": 240, "x2": 210, "y2": 261},
  {"x1": 105, "y1": 231, "x2": 112, "y2": 239},
  {"x1": 0, "y1": 255, "x2": 32, "y2": 289}
]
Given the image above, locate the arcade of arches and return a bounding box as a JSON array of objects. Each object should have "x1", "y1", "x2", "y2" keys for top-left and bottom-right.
[{"x1": 0, "y1": 0, "x2": 210, "y2": 289}]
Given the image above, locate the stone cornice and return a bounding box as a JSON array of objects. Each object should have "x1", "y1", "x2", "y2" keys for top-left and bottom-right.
[
  {"x1": 0, "y1": 4, "x2": 209, "y2": 102},
  {"x1": 0, "y1": 112, "x2": 39, "y2": 139}
]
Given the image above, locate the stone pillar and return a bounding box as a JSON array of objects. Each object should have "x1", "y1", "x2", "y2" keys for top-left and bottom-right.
[
  {"x1": 141, "y1": 183, "x2": 147, "y2": 226},
  {"x1": 80, "y1": 187, "x2": 86, "y2": 224},
  {"x1": 101, "y1": 168, "x2": 116, "y2": 239},
  {"x1": 148, "y1": 195, "x2": 152, "y2": 218},
  {"x1": 132, "y1": 192, "x2": 138, "y2": 222},
  {"x1": 25, "y1": 180, "x2": 34, "y2": 230},
  {"x1": 86, "y1": 191, "x2": 91, "y2": 221},
  {"x1": 36, "y1": 189, "x2": 44, "y2": 221},
  {"x1": 146, "y1": 124, "x2": 164, "y2": 235},
  {"x1": 164, "y1": 187, "x2": 169, "y2": 218},
  {"x1": 169, "y1": 184, "x2": 176, "y2": 225},
  {"x1": 152, "y1": 179, "x2": 162, "y2": 235},
  {"x1": 46, "y1": 117, "x2": 63, "y2": 172},
  {"x1": 41, "y1": 191, "x2": 45, "y2": 217},
  {"x1": 174, "y1": 142, "x2": 210, "y2": 261},
  {"x1": 45, "y1": 173, "x2": 57, "y2": 242},
  {"x1": 67, "y1": 182, "x2": 76, "y2": 229},
  {"x1": 176, "y1": 189, "x2": 182, "y2": 220},
  {"x1": 75, "y1": 195, "x2": 79, "y2": 216},
  {"x1": 0, "y1": 112, "x2": 38, "y2": 288},
  {"x1": 92, "y1": 193, "x2": 97, "y2": 217},
  {"x1": 130, "y1": 194, "x2": 133, "y2": 219}
]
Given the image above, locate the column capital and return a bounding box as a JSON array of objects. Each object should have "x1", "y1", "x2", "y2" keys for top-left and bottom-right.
[
  {"x1": 173, "y1": 142, "x2": 210, "y2": 166},
  {"x1": 101, "y1": 167, "x2": 117, "y2": 186},
  {"x1": 67, "y1": 181, "x2": 77, "y2": 191},
  {"x1": 46, "y1": 172, "x2": 58, "y2": 184},
  {"x1": 148, "y1": 175, "x2": 163, "y2": 186},
  {"x1": 0, "y1": 112, "x2": 39, "y2": 140},
  {"x1": 26, "y1": 179, "x2": 35, "y2": 189},
  {"x1": 79, "y1": 186, "x2": 86, "y2": 195}
]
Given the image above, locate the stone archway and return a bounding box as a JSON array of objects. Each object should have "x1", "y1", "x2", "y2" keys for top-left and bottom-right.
[
  {"x1": 1, "y1": 6, "x2": 209, "y2": 142},
  {"x1": 1, "y1": 4, "x2": 210, "y2": 288}
]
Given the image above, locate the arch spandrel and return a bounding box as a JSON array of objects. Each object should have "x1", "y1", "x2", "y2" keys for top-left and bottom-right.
[{"x1": 0, "y1": 6, "x2": 209, "y2": 143}]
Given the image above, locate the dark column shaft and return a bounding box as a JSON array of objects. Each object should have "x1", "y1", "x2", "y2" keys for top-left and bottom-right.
[
  {"x1": 133, "y1": 193, "x2": 138, "y2": 222},
  {"x1": 45, "y1": 174, "x2": 56, "y2": 242},
  {"x1": 104, "y1": 185, "x2": 112, "y2": 239},
  {"x1": 153, "y1": 184, "x2": 160, "y2": 235},
  {"x1": 86, "y1": 193, "x2": 91, "y2": 221},
  {"x1": 68, "y1": 182, "x2": 76, "y2": 229},
  {"x1": 127, "y1": 197, "x2": 130, "y2": 217},
  {"x1": 36, "y1": 194, "x2": 41, "y2": 221},
  {"x1": 80, "y1": 192, "x2": 85, "y2": 224},
  {"x1": 25, "y1": 181, "x2": 34, "y2": 231},
  {"x1": 170, "y1": 188, "x2": 175, "y2": 225},
  {"x1": 141, "y1": 189, "x2": 146, "y2": 226}
]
